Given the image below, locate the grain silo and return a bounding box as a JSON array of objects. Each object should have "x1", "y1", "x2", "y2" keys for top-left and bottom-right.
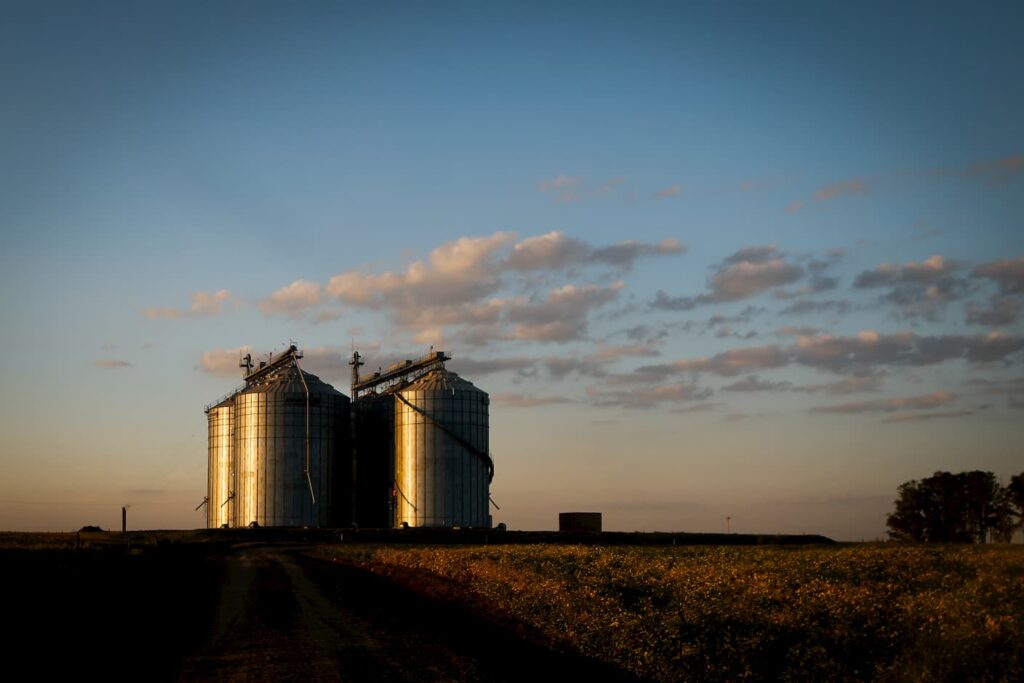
[
  {"x1": 205, "y1": 396, "x2": 234, "y2": 528},
  {"x1": 208, "y1": 345, "x2": 351, "y2": 528},
  {"x1": 350, "y1": 351, "x2": 493, "y2": 529}
]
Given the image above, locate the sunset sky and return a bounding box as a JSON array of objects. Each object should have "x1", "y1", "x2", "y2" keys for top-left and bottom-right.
[{"x1": 2, "y1": 2, "x2": 1021, "y2": 539}]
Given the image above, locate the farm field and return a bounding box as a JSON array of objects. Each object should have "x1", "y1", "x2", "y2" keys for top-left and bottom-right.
[{"x1": 316, "y1": 543, "x2": 1024, "y2": 682}]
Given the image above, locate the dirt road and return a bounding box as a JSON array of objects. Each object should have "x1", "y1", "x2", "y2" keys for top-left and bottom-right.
[{"x1": 179, "y1": 544, "x2": 638, "y2": 681}]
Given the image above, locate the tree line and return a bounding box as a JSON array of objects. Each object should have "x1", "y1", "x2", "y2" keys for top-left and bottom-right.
[{"x1": 887, "y1": 471, "x2": 1024, "y2": 543}]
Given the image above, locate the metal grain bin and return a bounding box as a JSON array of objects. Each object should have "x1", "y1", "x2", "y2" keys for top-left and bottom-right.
[
  {"x1": 206, "y1": 397, "x2": 234, "y2": 528},
  {"x1": 394, "y1": 370, "x2": 492, "y2": 528},
  {"x1": 234, "y1": 362, "x2": 350, "y2": 527}
]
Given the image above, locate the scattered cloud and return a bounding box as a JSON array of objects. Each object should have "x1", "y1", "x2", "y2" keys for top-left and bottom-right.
[
  {"x1": 144, "y1": 290, "x2": 235, "y2": 320},
  {"x1": 588, "y1": 382, "x2": 713, "y2": 409},
  {"x1": 537, "y1": 175, "x2": 581, "y2": 192},
  {"x1": 651, "y1": 245, "x2": 805, "y2": 310},
  {"x1": 258, "y1": 280, "x2": 322, "y2": 317},
  {"x1": 312, "y1": 309, "x2": 344, "y2": 325},
  {"x1": 929, "y1": 154, "x2": 1024, "y2": 185},
  {"x1": 811, "y1": 391, "x2": 955, "y2": 414},
  {"x1": 94, "y1": 360, "x2": 131, "y2": 368},
  {"x1": 972, "y1": 256, "x2": 1024, "y2": 294},
  {"x1": 505, "y1": 231, "x2": 684, "y2": 273},
  {"x1": 779, "y1": 299, "x2": 852, "y2": 316},
  {"x1": 200, "y1": 346, "x2": 252, "y2": 378},
  {"x1": 966, "y1": 296, "x2": 1021, "y2": 327},
  {"x1": 447, "y1": 356, "x2": 536, "y2": 377},
  {"x1": 881, "y1": 410, "x2": 974, "y2": 423},
  {"x1": 614, "y1": 331, "x2": 1024, "y2": 384},
  {"x1": 653, "y1": 184, "x2": 681, "y2": 199},
  {"x1": 317, "y1": 231, "x2": 682, "y2": 344},
  {"x1": 786, "y1": 201, "x2": 804, "y2": 214},
  {"x1": 814, "y1": 178, "x2": 871, "y2": 202},
  {"x1": 722, "y1": 375, "x2": 793, "y2": 392},
  {"x1": 506, "y1": 232, "x2": 591, "y2": 271},
  {"x1": 508, "y1": 282, "x2": 624, "y2": 342},
  {"x1": 853, "y1": 255, "x2": 968, "y2": 319},
  {"x1": 491, "y1": 393, "x2": 572, "y2": 408},
  {"x1": 793, "y1": 375, "x2": 884, "y2": 395}
]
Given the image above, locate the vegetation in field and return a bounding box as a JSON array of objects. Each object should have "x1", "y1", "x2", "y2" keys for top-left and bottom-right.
[{"x1": 319, "y1": 544, "x2": 1024, "y2": 682}]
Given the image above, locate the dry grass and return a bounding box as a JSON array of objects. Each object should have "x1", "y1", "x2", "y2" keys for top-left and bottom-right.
[{"x1": 318, "y1": 543, "x2": 1024, "y2": 681}]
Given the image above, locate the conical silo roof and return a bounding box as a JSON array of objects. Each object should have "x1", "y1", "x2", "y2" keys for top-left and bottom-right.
[
  {"x1": 401, "y1": 369, "x2": 485, "y2": 395},
  {"x1": 240, "y1": 362, "x2": 345, "y2": 397}
]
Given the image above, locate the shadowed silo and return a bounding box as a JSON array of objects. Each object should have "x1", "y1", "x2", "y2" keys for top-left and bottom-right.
[
  {"x1": 352, "y1": 393, "x2": 395, "y2": 528},
  {"x1": 394, "y1": 369, "x2": 492, "y2": 528},
  {"x1": 233, "y1": 347, "x2": 351, "y2": 527},
  {"x1": 206, "y1": 396, "x2": 234, "y2": 528}
]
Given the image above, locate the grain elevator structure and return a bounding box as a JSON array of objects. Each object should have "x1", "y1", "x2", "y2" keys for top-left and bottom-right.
[{"x1": 203, "y1": 346, "x2": 493, "y2": 529}]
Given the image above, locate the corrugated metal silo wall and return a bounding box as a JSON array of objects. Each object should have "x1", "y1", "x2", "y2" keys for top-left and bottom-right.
[
  {"x1": 234, "y1": 384, "x2": 350, "y2": 527},
  {"x1": 394, "y1": 375, "x2": 490, "y2": 528},
  {"x1": 207, "y1": 402, "x2": 234, "y2": 528},
  {"x1": 353, "y1": 395, "x2": 395, "y2": 528}
]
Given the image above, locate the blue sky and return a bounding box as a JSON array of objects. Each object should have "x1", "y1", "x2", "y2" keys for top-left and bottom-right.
[{"x1": 1, "y1": 1, "x2": 1021, "y2": 538}]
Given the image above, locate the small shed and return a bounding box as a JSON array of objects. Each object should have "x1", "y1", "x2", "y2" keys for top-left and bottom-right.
[{"x1": 558, "y1": 512, "x2": 602, "y2": 533}]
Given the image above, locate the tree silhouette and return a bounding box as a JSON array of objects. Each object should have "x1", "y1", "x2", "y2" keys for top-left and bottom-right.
[{"x1": 887, "y1": 471, "x2": 1020, "y2": 543}]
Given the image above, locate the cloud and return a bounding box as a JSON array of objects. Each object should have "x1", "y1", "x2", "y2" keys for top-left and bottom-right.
[
  {"x1": 588, "y1": 238, "x2": 686, "y2": 268},
  {"x1": 853, "y1": 255, "x2": 968, "y2": 319},
  {"x1": 881, "y1": 410, "x2": 974, "y2": 423},
  {"x1": 722, "y1": 375, "x2": 793, "y2": 392},
  {"x1": 537, "y1": 175, "x2": 581, "y2": 192},
  {"x1": 651, "y1": 245, "x2": 805, "y2": 310},
  {"x1": 620, "y1": 345, "x2": 790, "y2": 382},
  {"x1": 144, "y1": 290, "x2": 235, "y2": 320},
  {"x1": 775, "y1": 250, "x2": 844, "y2": 299},
  {"x1": 811, "y1": 390, "x2": 956, "y2": 414},
  {"x1": 258, "y1": 280, "x2": 322, "y2": 317},
  {"x1": 200, "y1": 346, "x2": 253, "y2": 378},
  {"x1": 508, "y1": 282, "x2": 624, "y2": 342},
  {"x1": 966, "y1": 296, "x2": 1021, "y2": 327},
  {"x1": 589, "y1": 343, "x2": 662, "y2": 361},
  {"x1": 94, "y1": 360, "x2": 131, "y2": 368},
  {"x1": 653, "y1": 184, "x2": 681, "y2": 199},
  {"x1": 972, "y1": 256, "x2": 1024, "y2": 294},
  {"x1": 327, "y1": 232, "x2": 516, "y2": 309},
  {"x1": 616, "y1": 331, "x2": 1024, "y2": 384},
  {"x1": 779, "y1": 299, "x2": 852, "y2": 316},
  {"x1": 491, "y1": 393, "x2": 572, "y2": 408},
  {"x1": 670, "y1": 402, "x2": 720, "y2": 414},
  {"x1": 786, "y1": 201, "x2": 804, "y2": 214},
  {"x1": 709, "y1": 246, "x2": 804, "y2": 306},
  {"x1": 673, "y1": 345, "x2": 790, "y2": 377},
  {"x1": 318, "y1": 231, "x2": 681, "y2": 343},
  {"x1": 312, "y1": 309, "x2": 344, "y2": 325},
  {"x1": 505, "y1": 232, "x2": 684, "y2": 273},
  {"x1": 447, "y1": 356, "x2": 536, "y2": 377},
  {"x1": 506, "y1": 232, "x2": 591, "y2": 271},
  {"x1": 587, "y1": 382, "x2": 713, "y2": 409},
  {"x1": 814, "y1": 178, "x2": 871, "y2": 201},
  {"x1": 793, "y1": 375, "x2": 884, "y2": 395},
  {"x1": 930, "y1": 154, "x2": 1024, "y2": 185}
]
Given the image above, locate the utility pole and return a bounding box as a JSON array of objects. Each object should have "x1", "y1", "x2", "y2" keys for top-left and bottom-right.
[{"x1": 726, "y1": 515, "x2": 731, "y2": 533}]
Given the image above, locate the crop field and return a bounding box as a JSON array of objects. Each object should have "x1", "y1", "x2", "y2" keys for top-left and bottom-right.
[{"x1": 317, "y1": 543, "x2": 1024, "y2": 682}]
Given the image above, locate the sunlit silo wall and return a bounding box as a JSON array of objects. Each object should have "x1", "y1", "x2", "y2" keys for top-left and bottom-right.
[
  {"x1": 234, "y1": 363, "x2": 351, "y2": 527},
  {"x1": 206, "y1": 398, "x2": 234, "y2": 529},
  {"x1": 394, "y1": 370, "x2": 491, "y2": 528},
  {"x1": 353, "y1": 395, "x2": 395, "y2": 529}
]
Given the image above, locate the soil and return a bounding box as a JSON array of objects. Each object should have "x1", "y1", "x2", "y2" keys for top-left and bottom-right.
[{"x1": 5, "y1": 540, "x2": 641, "y2": 682}]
